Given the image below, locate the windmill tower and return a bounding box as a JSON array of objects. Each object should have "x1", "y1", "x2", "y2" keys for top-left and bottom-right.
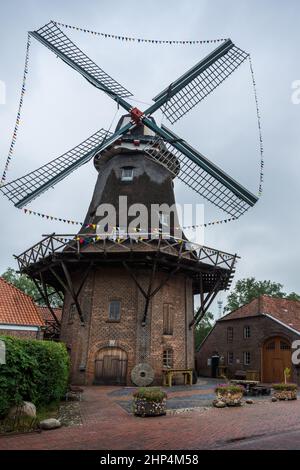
[{"x1": 7, "y1": 22, "x2": 258, "y2": 386}]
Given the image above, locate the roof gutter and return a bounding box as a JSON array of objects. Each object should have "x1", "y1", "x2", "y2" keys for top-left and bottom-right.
[{"x1": 263, "y1": 313, "x2": 300, "y2": 336}]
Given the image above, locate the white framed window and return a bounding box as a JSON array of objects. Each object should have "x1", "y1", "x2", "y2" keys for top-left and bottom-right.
[
  {"x1": 109, "y1": 300, "x2": 121, "y2": 321},
  {"x1": 243, "y1": 351, "x2": 251, "y2": 366},
  {"x1": 163, "y1": 349, "x2": 173, "y2": 368},
  {"x1": 121, "y1": 167, "x2": 134, "y2": 181},
  {"x1": 243, "y1": 326, "x2": 251, "y2": 339},
  {"x1": 227, "y1": 351, "x2": 233, "y2": 365}
]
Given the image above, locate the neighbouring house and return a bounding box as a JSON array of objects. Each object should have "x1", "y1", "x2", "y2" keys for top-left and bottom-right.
[
  {"x1": 0, "y1": 277, "x2": 44, "y2": 339},
  {"x1": 196, "y1": 295, "x2": 300, "y2": 384},
  {"x1": 37, "y1": 306, "x2": 62, "y2": 340}
]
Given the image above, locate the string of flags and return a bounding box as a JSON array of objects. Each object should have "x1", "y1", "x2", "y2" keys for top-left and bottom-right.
[
  {"x1": 0, "y1": 34, "x2": 31, "y2": 185},
  {"x1": 248, "y1": 55, "x2": 264, "y2": 197},
  {"x1": 53, "y1": 21, "x2": 228, "y2": 46},
  {"x1": 21, "y1": 207, "x2": 237, "y2": 229}
]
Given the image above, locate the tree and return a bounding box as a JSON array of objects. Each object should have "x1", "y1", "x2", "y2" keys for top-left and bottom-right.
[
  {"x1": 1, "y1": 267, "x2": 63, "y2": 308},
  {"x1": 195, "y1": 311, "x2": 214, "y2": 350},
  {"x1": 225, "y1": 277, "x2": 300, "y2": 312}
]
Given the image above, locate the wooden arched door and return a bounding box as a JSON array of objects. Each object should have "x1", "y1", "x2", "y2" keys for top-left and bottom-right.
[
  {"x1": 262, "y1": 337, "x2": 292, "y2": 383},
  {"x1": 94, "y1": 347, "x2": 127, "y2": 385}
]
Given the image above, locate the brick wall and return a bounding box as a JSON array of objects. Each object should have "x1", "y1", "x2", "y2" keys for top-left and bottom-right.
[
  {"x1": 60, "y1": 265, "x2": 194, "y2": 385},
  {"x1": 0, "y1": 329, "x2": 42, "y2": 339},
  {"x1": 196, "y1": 315, "x2": 300, "y2": 383}
]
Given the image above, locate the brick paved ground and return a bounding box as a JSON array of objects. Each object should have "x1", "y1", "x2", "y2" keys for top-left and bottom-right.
[{"x1": 1, "y1": 380, "x2": 300, "y2": 450}]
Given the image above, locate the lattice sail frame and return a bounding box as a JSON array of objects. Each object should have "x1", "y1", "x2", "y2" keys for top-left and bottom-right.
[
  {"x1": 34, "y1": 21, "x2": 132, "y2": 99},
  {"x1": 152, "y1": 43, "x2": 249, "y2": 124},
  {"x1": 144, "y1": 137, "x2": 249, "y2": 217},
  {"x1": 1, "y1": 129, "x2": 111, "y2": 207}
]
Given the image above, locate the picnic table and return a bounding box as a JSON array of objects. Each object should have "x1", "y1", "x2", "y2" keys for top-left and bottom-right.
[{"x1": 162, "y1": 368, "x2": 193, "y2": 387}]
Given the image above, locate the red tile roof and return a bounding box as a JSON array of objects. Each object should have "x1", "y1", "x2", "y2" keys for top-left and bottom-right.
[
  {"x1": 220, "y1": 295, "x2": 300, "y2": 333},
  {"x1": 0, "y1": 277, "x2": 44, "y2": 327},
  {"x1": 37, "y1": 306, "x2": 62, "y2": 323}
]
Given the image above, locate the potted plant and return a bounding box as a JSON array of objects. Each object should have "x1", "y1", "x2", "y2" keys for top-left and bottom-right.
[
  {"x1": 214, "y1": 384, "x2": 245, "y2": 407},
  {"x1": 272, "y1": 382, "x2": 298, "y2": 401},
  {"x1": 133, "y1": 387, "x2": 167, "y2": 417}
]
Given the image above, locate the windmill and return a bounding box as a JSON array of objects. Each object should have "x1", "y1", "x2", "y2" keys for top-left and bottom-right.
[{"x1": 9, "y1": 21, "x2": 258, "y2": 386}]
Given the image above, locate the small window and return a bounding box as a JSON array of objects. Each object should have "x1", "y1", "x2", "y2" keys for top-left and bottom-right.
[
  {"x1": 227, "y1": 352, "x2": 233, "y2": 365},
  {"x1": 243, "y1": 351, "x2": 251, "y2": 366},
  {"x1": 163, "y1": 349, "x2": 173, "y2": 368},
  {"x1": 266, "y1": 341, "x2": 275, "y2": 350},
  {"x1": 121, "y1": 167, "x2": 134, "y2": 181},
  {"x1": 244, "y1": 326, "x2": 251, "y2": 339},
  {"x1": 227, "y1": 327, "x2": 233, "y2": 343},
  {"x1": 163, "y1": 304, "x2": 174, "y2": 335},
  {"x1": 109, "y1": 301, "x2": 121, "y2": 321},
  {"x1": 280, "y1": 341, "x2": 290, "y2": 350},
  {"x1": 68, "y1": 303, "x2": 76, "y2": 324}
]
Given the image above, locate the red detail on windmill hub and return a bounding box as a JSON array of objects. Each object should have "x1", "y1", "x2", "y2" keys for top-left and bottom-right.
[{"x1": 130, "y1": 107, "x2": 143, "y2": 124}]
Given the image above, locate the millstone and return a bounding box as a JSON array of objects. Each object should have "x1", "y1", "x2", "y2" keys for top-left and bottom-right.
[{"x1": 131, "y1": 363, "x2": 155, "y2": 386}]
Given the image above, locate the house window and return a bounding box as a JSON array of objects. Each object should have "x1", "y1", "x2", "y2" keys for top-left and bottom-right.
[
  {"x1": 244, "y1": 326, "x2": 251, "y2": 339},
  {"x1": 68, "y1": 303, "x2": 76, "y2": 324},
  {"x1": 163, "y1": 349, "x2": 173, "y2": 368},
  {"x1": 227, "y1": 327, "x2": 233, "y2": 343},
  {"x1": 227, "y1": 352, "x2": 233, "y2": 365},
  {"x1": 121, "y1": 167, "x2": 134, "y2": 181},
  {"x1": 108, "y1": 301, "x2": 121, "y2": 321},
  {"x1": 163, "y1": 304, "x2": 174, "y2": 335},
  {"x1": 280, "y1": 341, "x2": 290, "y2": 350},
  {"x1": 243, "y1": 351, "x2": 251, "y2": 366}
]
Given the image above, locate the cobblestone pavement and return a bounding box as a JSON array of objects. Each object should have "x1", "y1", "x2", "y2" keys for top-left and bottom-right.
[{"x1": 1, "y1": 380, "x2": 300, "y2": 450}]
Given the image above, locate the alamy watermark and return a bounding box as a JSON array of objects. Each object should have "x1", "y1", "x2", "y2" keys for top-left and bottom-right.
[
  {"x1": 0, "y1": 80, "x2": 6, "y2": 105},
  {"x1": 291, "y1": 80, "x2": 300, "y2": 104},
  {"x1": 94, "y1": 197, "x2": 205, "y2": 244}
]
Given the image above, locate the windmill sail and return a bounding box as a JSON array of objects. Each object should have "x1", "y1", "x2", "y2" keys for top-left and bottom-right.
[
  {"x1": 0, "y1": 128, "x2": 111, "y2": 208},
  {"x1": 147, "y1": 40, "x2": 249, "y2": 124},
  {"x1": 31, "y1": 22, "x2": 133, "y2": 109},
  {"x1": 143, "y1": 120, "x2": 258, "y2": 218}
]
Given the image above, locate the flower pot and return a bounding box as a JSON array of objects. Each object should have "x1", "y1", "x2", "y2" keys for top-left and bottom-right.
[{"x1": 133, "y1": 398, "x2": 167, "y2": 417}]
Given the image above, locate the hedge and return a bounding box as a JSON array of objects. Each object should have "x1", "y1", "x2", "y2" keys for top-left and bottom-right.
[{"x1": 0, "y1": 336, "x2": 70, "y2": 417}]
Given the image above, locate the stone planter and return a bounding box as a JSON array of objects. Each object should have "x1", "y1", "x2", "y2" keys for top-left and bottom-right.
[
  {"x1": 133, "y1": 398, "x2": 167, "y2": 417},
  {"x1": 216, "y1": 391, "x2": 243, "y2": 407},
  {"x1": 214, "y1": 384, "x2": 245, "y2": 407},
  {"x1": 273, "y1": 389, "x2": 297, "y2": 401}
]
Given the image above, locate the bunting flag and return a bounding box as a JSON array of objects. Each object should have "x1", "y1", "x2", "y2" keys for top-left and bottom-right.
[
  {"x1": 248, "y1": 55, "x2": 264, "y2": 197},
  {"x1": 21, "y1": 207, "x2": 238, "y2": 230},
  {"x1": 0, "y1": 34, "x2": 31, "y2": 185},
  {"x1": 53, "y1": 21, "x2": 228, "y2": 46}
]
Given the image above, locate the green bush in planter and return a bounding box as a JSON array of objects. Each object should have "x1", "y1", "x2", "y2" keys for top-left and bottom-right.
[
  {"x1": 215, "y1": 384, "x2": 245, "y2": 395},
  {"x1": 0, "y1": 336, "x2": 70, "y2": 417},
  {"x1": 133, "y1": 387, "x2": 167, "y2": 402},
  {"x1": 272, "y1": 383, "x2": 298, "y2": 391}
]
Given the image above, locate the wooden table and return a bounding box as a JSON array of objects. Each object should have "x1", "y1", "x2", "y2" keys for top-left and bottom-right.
[{"x1": 163, "y1": 368, "x2": 193, "y2": 387}]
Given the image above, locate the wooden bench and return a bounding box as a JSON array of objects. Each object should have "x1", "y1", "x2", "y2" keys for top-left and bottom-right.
[{"x1": 162, "y1": 368, "x2": 193, "y2": 387}]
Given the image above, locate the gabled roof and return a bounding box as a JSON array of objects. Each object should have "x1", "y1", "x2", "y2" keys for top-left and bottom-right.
[
  {"x1": 0, "y1": 277, "x2": 44, "y2": 327},
  {"x1": 219, "y1": 295, "x2": 300, "y2": 333},
  {"x1": 37, "y1": 306, "x2": 62, "y2": 323}
]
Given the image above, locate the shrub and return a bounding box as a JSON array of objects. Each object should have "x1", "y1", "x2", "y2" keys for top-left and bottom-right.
[
  {"x1": 0, "y1": 336, "x2": 70, "y2": 417},
  {"x1": 215, "y1": 384, "x2": 245, "y2": 395},
  {"x1": 272, "y1": 383, "x2": 298, "y2": 391},
  {"x1": 133, "y1": 387, "x2": 167, "y2": 402}
]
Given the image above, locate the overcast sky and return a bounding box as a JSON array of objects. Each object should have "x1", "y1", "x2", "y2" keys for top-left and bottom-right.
[{"x1": 0, "y1": 0, "x2": 299, "y2": 313}]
